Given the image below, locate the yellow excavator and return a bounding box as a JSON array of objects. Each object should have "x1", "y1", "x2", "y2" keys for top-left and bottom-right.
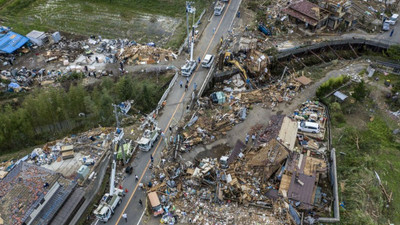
[
  {"x1": 223, "y1": 51, "x2": 257, "y2": 88},
  {"x1": 224, "y1": 51, "x2": 248, "y2": 81}
]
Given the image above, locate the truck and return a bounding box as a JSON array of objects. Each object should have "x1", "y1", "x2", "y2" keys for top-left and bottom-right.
[
  {"x1": 93, "y1": 152, "x2": 124, "y2": 222},
  {"x1": 137, "y1": 127, "x2": 161, "y2": 151},
  {"x1": 93, "y1": 188, "x2": 124, "y2": 222},
  {"x1": 181, "y1": 27, "x2": 198, "y2": 77},
  {"x1": 214, "y1": 1, "x2": 225, "y2": 16},
  {"x1": 181, "y1": 61, "x2": 197, "y2": 77}
]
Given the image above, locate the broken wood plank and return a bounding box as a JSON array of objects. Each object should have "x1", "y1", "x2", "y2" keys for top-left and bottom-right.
[
  {"x1": 328, "y1": 45, "x2": 343, "y2": 60},
  {"x1": 291, "y1": 54, "x2": 307, "y2": 67},
  {"x1": 309, "y1": 50, "x2": 326, "y2": 63},
  {"x1": 348, "y1": 44, "x2": 359, "y2": 58}
]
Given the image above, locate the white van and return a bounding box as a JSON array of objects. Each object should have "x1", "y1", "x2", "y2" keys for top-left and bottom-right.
[
  {"x1": 201, "y1": 54, "x2": 214, "y2": 68},
  {"x1": 387, "y1": 14, "x2": 399, "y2": 25},
  {"x1": 298, "y1": 121, "x2": 320, "y2": 133}
]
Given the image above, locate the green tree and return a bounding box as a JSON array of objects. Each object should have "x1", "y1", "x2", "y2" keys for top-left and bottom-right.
[
  {"x1": 353, "y1": 80, "x2": 368, "y2": 101},
  {"x1": 387, "y1": 45, "x2": 400, "y2": 61},
  {"x1": 117, "y1": 76, "x2": 134, "y2": 101}
]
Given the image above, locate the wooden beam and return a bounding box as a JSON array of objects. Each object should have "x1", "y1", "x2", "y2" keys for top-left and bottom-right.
[
  {"x1": 328, "y1": 45, "x2": 343, "y2": 60},
  {"x1": 348, "y1": 43, "x2": 359, "y2": 58},
  {"x1": 291, "y1": 54, "x2": 307, "y2": 67},
  {"x1": 309, "y1": 50, "x2": 326, "y2": 63}
]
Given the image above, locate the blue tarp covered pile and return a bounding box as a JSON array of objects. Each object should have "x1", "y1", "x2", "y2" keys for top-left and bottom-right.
[
  {"x1": 0, "y1": 27, "x2": 29, "y2": 54},
  {"x1": 8, "y1": 82, "x2": 21, "y2": 92}
]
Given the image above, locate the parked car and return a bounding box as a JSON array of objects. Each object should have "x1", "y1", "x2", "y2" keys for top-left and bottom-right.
[
  {"x1": 382, "y1": 22, "x2": 390, "y2": 31},
  {"x1": 125, "y1": 166, "x2": 133, "y2": 175},
  {"x1": 298, "y1": 121, "x2": 320, "y2": 133},
  {"x1": 201, "y1": 54, "x2": 214, "y2": 68}
]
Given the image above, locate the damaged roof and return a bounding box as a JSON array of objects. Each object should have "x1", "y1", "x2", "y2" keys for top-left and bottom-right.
[
  {"x1": 282, "y1": 0, "x2": 323, "y2": 26},
  {"x1": 0, "y1": 162, "x2": 65, "y2": 225}
]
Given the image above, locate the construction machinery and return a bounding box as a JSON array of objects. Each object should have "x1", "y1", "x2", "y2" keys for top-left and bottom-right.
[
  {"x1": 181, "y1": 28, "x2": 197, "y2": 76},
  {"x1": 214, "y1": 1, "x2": 225, "y2": 16},
  {"x1": 224, "y1": 51, "x2": 248, "y2": 82},
  {"x1": 93, "y1": 151, "x2": 124, "y2": 222}
]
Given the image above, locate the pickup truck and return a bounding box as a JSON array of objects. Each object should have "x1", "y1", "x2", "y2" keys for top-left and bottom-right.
[
  {"x1": 93, "y1": 188, "x2": 124, "y2": 222},
  {"x1": 137, "y1": 127, "x2": 161, "y2": 151},
  {"x1": 214, "y1": 1, "x2": 225, "y2": 16}
]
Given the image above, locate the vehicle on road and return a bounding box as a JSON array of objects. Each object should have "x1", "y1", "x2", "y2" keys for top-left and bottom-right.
[
  {"x1": 298, "y1": 121, "x2": 320, "y2": 133},
  {"x1": 214, "y1": 1, "x2": 225, "y2": 16},
  {"x1": 148, "y1": 192, "x2": 164, "y2": 216},
  {"x1": 387, "y1": 13, "x2": 399, "y2": 25},
  {"x1": 93, "y1": 188, "x2": 124, "y2": 222},
  {"x1": 201, "y1": 54, "x2": 214, "y2": 68},
  {"x1": 181, "y1": 60, "x2": 198, "y2": 76},
  {"x1": 181, "y1": 27, "x2": 197, "y2": 77},
  {"x1": 125, "y1": 166, "x2": 133, "y2": 175},
  {"x1": 382, "y1": 21, "x2": 390, "y2": 31},
  {"x1": 137, "y1": 127, "x2": 161, "y2": 151}
]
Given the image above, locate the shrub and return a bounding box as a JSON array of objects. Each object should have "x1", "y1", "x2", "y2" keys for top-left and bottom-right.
[{"x1": 316, "y1": 75, "x2": 350, "y2": 98}]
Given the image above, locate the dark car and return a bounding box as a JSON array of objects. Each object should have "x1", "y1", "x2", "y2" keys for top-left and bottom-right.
[{"x1": 125, "y1": 166, "x2": 133, "y2": 175}]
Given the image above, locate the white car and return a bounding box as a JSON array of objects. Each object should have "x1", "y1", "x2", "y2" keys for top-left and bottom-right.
[
  {"x1": 201, "y1": 54, "x2": 214, "y2": 68},
  {"x1": 298, "y1": 121, "x2": 320, "y2": 133}
]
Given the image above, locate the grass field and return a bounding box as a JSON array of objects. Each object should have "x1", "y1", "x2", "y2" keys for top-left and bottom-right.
[
  {"x1": 327, "y1": 84, "x2": 400, "y2": 224},
  {"x1": 0, "y1": 0, "x2": 210, "y2": 49}
]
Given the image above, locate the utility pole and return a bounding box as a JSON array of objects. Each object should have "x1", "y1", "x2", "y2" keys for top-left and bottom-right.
[
  {"x1": 112, "y1": 101, "x2": 132, "y2": 165},
  {"x1": 186, "y1": 1, "x2": 194, "y2": 52}
]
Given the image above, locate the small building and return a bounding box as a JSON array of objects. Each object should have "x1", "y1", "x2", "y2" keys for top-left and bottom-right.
[
  {"x1": 0, "y1": 28, "x2": 29, "y2": 54},
  {"x1": 26, "y1": 30, "x2": 47, "y2": 46},
  {"x1": 333, "y1": 91, "x2": 348, "y2": 102},
  {"x1": 282, "y1": 0, "x2": 330, "y2": 31}
]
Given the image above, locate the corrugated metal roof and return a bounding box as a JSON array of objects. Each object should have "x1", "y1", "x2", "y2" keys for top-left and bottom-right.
[
  {"x1": 333, "y1": 91, "x2": 348, "y2": 101},
  {"x1": 0, "y1": 31, "x2": 29, "y2": 54}
]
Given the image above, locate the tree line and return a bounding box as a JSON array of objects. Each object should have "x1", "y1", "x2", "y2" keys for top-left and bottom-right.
[{"x1": 0, "y1": 75, "x2": 166, "y2": 155}]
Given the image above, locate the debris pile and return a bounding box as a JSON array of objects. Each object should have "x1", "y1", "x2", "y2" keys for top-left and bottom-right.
[{"x1": 119, "y1": 44, "x2": 176, "y2": 65}]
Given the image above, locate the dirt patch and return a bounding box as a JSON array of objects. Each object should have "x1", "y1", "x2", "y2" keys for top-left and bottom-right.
[{"x1": 194, "y1": 144, "x2": 230, "y2": 161}]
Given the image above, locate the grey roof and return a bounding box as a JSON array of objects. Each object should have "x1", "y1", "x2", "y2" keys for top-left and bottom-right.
[
  {"x1": 288, "y1": 173, "x2": 316, "y2": 208},
  {"x1": 50, "y1": 187, "x2": 85, "y2": 225},
  {"x1": 333, "y1": 91, "x2": 348, "y2": 101}
]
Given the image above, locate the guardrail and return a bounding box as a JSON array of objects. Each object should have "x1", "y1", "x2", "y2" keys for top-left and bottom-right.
[
  {"x1": 197, "y1": 63, "x2": 216, "y2": 98},
  {"x1": 273, "y1": 38, "x2": 394, "y2": 60}
]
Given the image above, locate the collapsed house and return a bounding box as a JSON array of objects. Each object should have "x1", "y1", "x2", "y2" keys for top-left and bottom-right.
[
  {"x1": 282, "y1": 0, "x2": 353, "y2": 31},
  {"x1": 282, "y1": 0, "x2": 330, "y2": 31},
  {"x1": 0, "y1": 162, "x2": 75, "y2": 225}
]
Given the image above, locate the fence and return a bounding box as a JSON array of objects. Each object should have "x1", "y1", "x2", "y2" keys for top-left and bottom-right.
[{"x1": 318, "y1": 104, "x2": 340, "y2": 223}]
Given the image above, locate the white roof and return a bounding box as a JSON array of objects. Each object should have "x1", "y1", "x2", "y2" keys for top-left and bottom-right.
[
  {"x1": 137, "y1": 137, "x2": 150, "y2": 145},
  {"x1": 333, "y1": 91, "x2": 348, "y2": 101},
  {"x1": 204, "y1": 54, "x2": 213, "y2": 61},
  {"x1": 26, "y1": 30, "x2": 46, "y2": 39}
]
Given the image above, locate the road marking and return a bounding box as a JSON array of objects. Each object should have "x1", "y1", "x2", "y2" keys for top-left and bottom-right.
[
  {"x1": 114, "y1": 1, "x2": 233, "y2": 224},
  {"x1": 135, "y1": 209, "x2": 145, "y2": 225}
]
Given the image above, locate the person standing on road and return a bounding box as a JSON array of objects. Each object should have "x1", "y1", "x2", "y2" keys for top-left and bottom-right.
[
  {"x1": 180, "y1": 80, "x2": 183, "y2": 88},
  {"x1": 122, "y1": 213, "x2": 128, "y2": 222},
  {"x1": 390, "y1": 29, "x2": 395, "y2": 37},
  {"x1": 186, "y1": 77, "x2": 189, "y2": 83},
  {"x1": 193, "y1": 82, "x2": 197, "y2": 91},
  {"x1": 245, "y1": 133, "x2": 249, "y2": 145},
  {"x1": 213, "y1": 27, "x2": 216, "y2": 34},
  {"x1": 135, "y1": 175, "x2": 139, "y2": 181},
  {"x1": 185, "y1": 83, "x2": 188, "y2": 91},
  {"x1": 139, "y1": 199, "x2": 143, "y2": 206},
  {"x1": 151, "y1": 155, "x2": 154, "y2": 163},
  {"x1": 252, "y1": 133, "x2": 256, "y2": 144},
  {"x1": 198, "y1": 56, "x2": 201, "y2": 63}
]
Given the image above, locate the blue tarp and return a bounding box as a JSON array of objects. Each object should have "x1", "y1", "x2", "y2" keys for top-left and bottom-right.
[
  {"x1": 0, "y1": 31, "x2": 29, "y2": 53},
  {"x1": 8, "y1": 82, "x2": 20, "y2": 89}
]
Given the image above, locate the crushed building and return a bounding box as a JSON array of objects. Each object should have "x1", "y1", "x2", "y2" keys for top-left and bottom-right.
[{"x1": 0, "y1": 162, "x2": 75, "y2": 225}]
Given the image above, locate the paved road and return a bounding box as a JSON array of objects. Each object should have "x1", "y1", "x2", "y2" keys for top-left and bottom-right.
[{"x1": 104, "y1": 1, "x2": 242, "y2": 225}]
